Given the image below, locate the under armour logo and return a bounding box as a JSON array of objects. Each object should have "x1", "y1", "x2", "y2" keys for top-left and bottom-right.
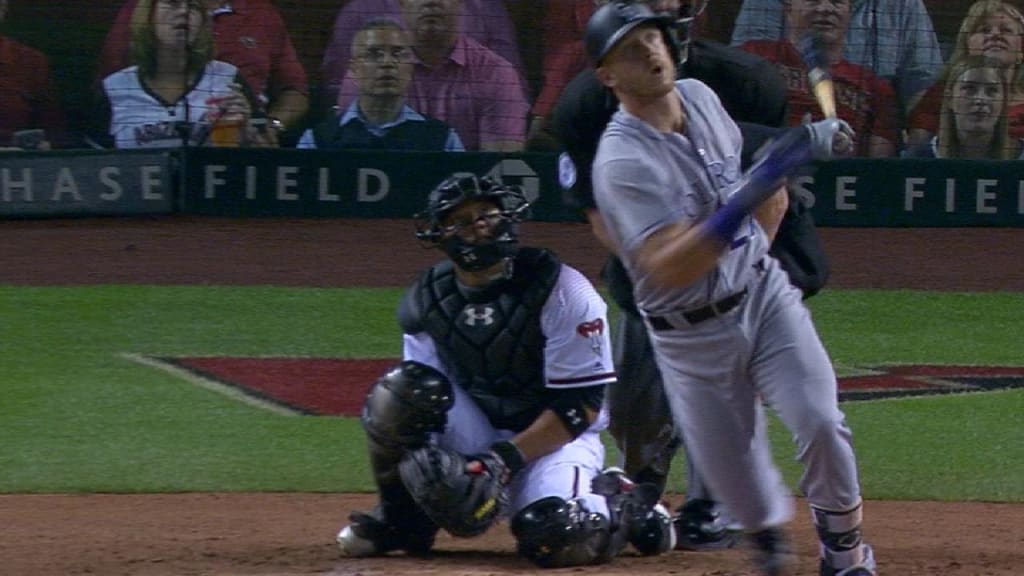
[
  {"x1": 463, "y1": 305, "x2": 496, "y2": 326},
  {"x1": 565, "y1": 408, "x2": 582, "y2": 425}
]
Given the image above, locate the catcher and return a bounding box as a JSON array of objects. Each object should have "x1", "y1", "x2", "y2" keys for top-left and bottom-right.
[{"x1": 337, "y1": 173, "x2": 675, "y2": 567}]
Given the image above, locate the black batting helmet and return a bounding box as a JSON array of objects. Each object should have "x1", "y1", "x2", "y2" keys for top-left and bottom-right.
[
  {"x1": 415, "y1": 174, "x2": 530, "y2": 271},
  {"x1": 585, "y1": 1, "x2": 674, "y2": 64}
]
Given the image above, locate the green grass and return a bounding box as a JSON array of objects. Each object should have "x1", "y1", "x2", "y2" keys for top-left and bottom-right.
[{"x1": 0, "y1": 286, "x2": 1021, "y2": 501}]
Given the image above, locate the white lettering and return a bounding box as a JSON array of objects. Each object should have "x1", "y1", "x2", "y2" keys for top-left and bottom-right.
[
  {"x1": 141, "y1": 165, "x2": 163, "y2": 200},
  {"x1": 945, "y1": 178, "x2": 956, "y2": 213},
  {"x1": 2, "y1": 168, "x2": 33, "y2": 202},
  {"x1": 51, "y1": 167, "x2": 82, "y2": 201},
  {"x1": 245, "y1": 165, "x2": 257, "y2": 200},
  {"x1": 836, "y1": 176, "x2": 857, "y2": 210},
  {"x1": 99, "y1": 166, "x2": 123, "y2": 200},
  {"x1": 976, "y1": 179, "x2": 997, "y2": 214},
  {"x1": 904, "y1": 177, "x2": 926, "y2": 211},
  {"x1": 358, "y1": 168, "x2": 389, "y2": 202},
  {"x1": 205, "y1": 165, "x2": 227, "y2": 199},
  {"x1": 276, "y1": 167, "x2": 299, "y2": 200},
  {"x1": 318, "y1": 167, "x2": 339, "y2": 201}
]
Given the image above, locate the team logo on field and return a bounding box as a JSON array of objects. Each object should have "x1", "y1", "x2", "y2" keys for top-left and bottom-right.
[{"x1": 132, "y1": 358, "x2": 1024, "y2": 416}]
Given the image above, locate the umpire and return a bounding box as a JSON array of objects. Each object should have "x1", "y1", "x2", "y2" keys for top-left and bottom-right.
[{"x1": 542, "y1": 0, "x2": 830, "y2": 551}]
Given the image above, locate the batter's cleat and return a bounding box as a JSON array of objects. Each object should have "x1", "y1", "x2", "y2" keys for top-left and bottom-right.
[
  {"x1": 749, "y1": 527, "x2": 795, "y2": 576},
  {"x1": 336, "y1": 506, "x2": 437, "y2": 557},
  {"x1": 673, "y1": 498, "x2": 739, "y2": 551},
  {"x1": 819, "y1": 544, "x2": 877, "y2": 576},
  {"x1": 591, "y1": 467, "x2": 675, "y2": 555}
]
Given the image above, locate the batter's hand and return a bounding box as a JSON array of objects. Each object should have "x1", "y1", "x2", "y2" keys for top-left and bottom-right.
[{"x1": 805, "y1": 118, "x2": 856, "y2": 159}]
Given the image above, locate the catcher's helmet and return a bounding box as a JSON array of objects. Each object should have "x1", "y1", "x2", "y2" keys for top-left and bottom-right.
[
  {"x1": 585, "y1": 2, "x2": 674, "y2": 64},
  {"x1": 415, "y1": 174, "x2": 530, "y2": 272}
]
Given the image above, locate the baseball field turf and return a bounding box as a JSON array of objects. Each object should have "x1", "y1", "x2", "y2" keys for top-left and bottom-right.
[{"x1": 2, "y1": 285, "x2": 1021, "y2": 501}]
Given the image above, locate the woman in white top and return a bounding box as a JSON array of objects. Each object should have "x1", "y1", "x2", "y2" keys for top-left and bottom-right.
[{"x1": 98, "y1": 0, "x2": 262, "y2": 149}]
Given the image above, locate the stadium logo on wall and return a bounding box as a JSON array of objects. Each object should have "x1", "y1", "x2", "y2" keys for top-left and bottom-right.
[{"x1": 127, "y1": 357, "x2": 1024, "y2": 416}]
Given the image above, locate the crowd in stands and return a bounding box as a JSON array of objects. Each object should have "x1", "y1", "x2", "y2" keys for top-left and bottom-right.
[{"x1": 0, "y1": 0, "x2": 1021, "y2": 160}]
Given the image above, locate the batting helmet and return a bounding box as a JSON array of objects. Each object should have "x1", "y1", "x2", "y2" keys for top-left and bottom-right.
[
  {"x1": 415, "y1": 174, "x2": 531, "y2": 272},
  {"x1": 585, "y1": 2, "x2": 674, "y2": 64}
]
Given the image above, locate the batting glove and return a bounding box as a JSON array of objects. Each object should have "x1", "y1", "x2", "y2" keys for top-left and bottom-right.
[{"x1": 805, "y1": 118, "x2": 856, "y2": 160}]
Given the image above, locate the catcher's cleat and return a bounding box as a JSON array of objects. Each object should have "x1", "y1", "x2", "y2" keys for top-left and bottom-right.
[
  {"x1": 673, "y1": 498, "x2": 739, "y2": 551},
  {"x1": 749, "y1": 527, "x2": 795, "y2": 576},
  {"x1": 336, "y1": 506, "x2": 437, "y2": 557},
  {"x1": 592, "y1": 467, "x2": 675, "y2": 556},
  {"x1": 819, "y1": 544, "x2": 877, "y2": 576}
]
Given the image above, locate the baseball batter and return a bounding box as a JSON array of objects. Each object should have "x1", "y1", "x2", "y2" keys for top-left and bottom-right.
[
  {"x1": 586, "y1": 3, "x2": 876, "y2": 576},
  {"x1": 547, "y1": 0, "x2": 822, "y2": 551},
  {"x1": 337, "y1": 174, "x2": 674, "y2": 567}
]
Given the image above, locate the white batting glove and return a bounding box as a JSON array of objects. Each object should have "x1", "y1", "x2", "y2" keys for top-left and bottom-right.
[{"x1": 805, "y1": 118, "x2": 856, "y2": 160}]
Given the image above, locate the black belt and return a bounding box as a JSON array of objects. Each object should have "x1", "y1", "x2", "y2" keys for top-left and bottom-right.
[{"x1": 647, "y1": 288, "x2": 748, "y2": 330}]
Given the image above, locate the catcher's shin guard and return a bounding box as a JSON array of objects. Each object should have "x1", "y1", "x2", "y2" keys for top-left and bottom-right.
[
  {"x1": 340, "y1": 361, "x2": 451, "y2": 557},
  {"x1": 592, "y1": 467, "x2": 675, "y2": 556},
  {"x1": 511, "y1": 497, "x2": 614, "y2": 568},
  {"x1": 362, "y1": 361, "x2": 454, "y2": 493},
  {"x1": 337, "y1": 502, "x2": 439, "y2": 557}
]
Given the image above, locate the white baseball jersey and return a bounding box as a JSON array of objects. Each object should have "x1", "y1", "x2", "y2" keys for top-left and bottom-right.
[
  {"x1": 403, "y1": 263, "x2": 614, "y2": 515},
  {"x1": 102, "y1": 60, "x2": 244, "y2": 149}
]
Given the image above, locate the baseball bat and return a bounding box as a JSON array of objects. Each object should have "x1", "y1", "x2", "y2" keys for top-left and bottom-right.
[{"x1": 797, "y1": 33, "x2": 837, "y2": 119}]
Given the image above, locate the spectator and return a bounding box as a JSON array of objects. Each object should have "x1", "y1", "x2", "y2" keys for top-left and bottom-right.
[
  {"x1": 740, "y1": 0, "x2": 901, "y2": 156},
  {"x1": 96, "y1": 0, "x2": 308, "y2": 145},
  {"x1": 731, "y1": 0, "x2": 943, "y2": 114},
  {"x1": 0, "y1": 0, "x2": 67, "y2": 149},
  {"x1": 906, "y1": 0, "x2": 1024, "y2": 147},
  {"x1": 336, "y1": 0, "x2": 528, "y2": 152},
  {"x1": 527, "y1": 1, "x2": 593, "y2": 142},
  {"x1": 527, "y1": 0, "x2": 785, "y2": 149},
  {"x1": 96, "y1": 0, "x2": 262, "y2": 149},
  {"x1": 318, "y1": 0, "x2": 525, "y2": 114},
  {"x1": 297, "y1": 18, "x2": 463, "y2": 151},
  {"x1": 905, "y1": 54, "x2": 1019, "y2": 158}
]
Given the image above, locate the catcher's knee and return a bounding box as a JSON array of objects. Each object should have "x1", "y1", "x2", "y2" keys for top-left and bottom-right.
[
  {"x1": 510, "y1": 497, "x2": 613, "y2": 568},
  {"x1": 362, "y1": 361, "x2": 454, "y2": 450}
]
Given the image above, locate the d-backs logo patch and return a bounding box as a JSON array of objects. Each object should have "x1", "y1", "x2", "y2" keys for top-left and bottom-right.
[{"x1": 576, "y1": 318, "x2": 604, "y2": 337}]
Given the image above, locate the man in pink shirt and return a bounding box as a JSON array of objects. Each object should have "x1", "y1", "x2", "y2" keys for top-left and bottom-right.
[
  {"x1": 96, "y1": 0, "x2": 308, "y2": 143},
  {"x1": 319, "y1": 0, "x2": 525, "y2": 112},
  {"x1": 336, "y1": 0, "x2": 527, "y2": 151}
]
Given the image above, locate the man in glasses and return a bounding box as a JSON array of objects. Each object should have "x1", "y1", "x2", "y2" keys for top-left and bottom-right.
[{"x1": 297, "y1": 18, "x2": 463, "y2": 151}]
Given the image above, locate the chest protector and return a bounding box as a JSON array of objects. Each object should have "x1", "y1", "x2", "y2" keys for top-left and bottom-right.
[{"x1": 399, "y1": 247, "x2": 561, "y2": 432}]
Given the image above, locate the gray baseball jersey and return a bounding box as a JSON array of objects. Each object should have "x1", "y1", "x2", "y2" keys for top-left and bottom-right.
[
  {"x1": 593, "y1": 79, "x2": 770, "y2": 316},
  {"x1": 590, "y1": 78, "x2": 867, "y2": 547}
]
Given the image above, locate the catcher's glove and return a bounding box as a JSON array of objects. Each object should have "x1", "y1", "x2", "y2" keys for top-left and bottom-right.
[{"x1": 398, "y1": 445, "x2": 512, "y2": 538}]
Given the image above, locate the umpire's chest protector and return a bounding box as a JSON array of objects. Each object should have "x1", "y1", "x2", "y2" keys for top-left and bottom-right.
[{"x1": 399, "y1": 248, "x2": 561, "y2": 432}]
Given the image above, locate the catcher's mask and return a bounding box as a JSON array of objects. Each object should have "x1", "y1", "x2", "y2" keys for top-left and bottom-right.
[
  {"x1": 414, "y1": 174, "x2": 531, "y2": 272},
  {"x1": 668, "y1": 0, "x2": 710, "y2": 66}
]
